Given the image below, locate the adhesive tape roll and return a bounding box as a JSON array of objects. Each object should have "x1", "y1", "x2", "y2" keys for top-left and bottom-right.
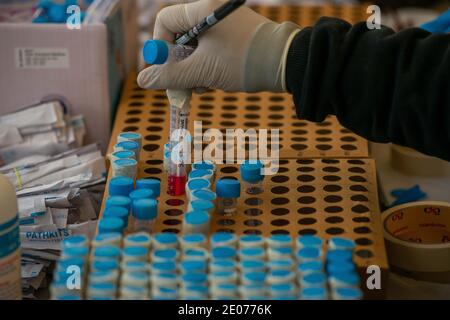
[
  {"x1": 390, "y1": 144, "x2": 450, "y2": 177},
  {"x1": 382, "y1": 201, "x2": 450, "y2": 282}
]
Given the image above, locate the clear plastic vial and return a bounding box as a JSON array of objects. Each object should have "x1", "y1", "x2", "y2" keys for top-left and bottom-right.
[
  {"x1": 216, "y1": 178, "x2": 241, "y2": 216},
  {"x1": 240, "y1": 160, "x2": 264, "y2": 195},
  {"x1": 143, "y1": 40, "x2": 195, "y2": 64},
  {"x1": 132, "y1": 198, "x2": 158, "y2": 233}
]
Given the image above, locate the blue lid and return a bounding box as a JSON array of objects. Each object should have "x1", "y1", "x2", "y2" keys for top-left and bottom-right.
[
  {"x1": 191, "y1": 189, "x2": 216, "y2": 202},
  {"x1": 298, "y1": 261, "x2": 324, "y2": 273},
  {"x1": 132, "y1": 198, "x2": 158, "y2": 220},
  {"x1": 92, "y1": 260, "x2": 119, "y2": 272},
  {"x1": 216, "y1": 178, "x2": 241, "y2": 198},
  {"x1": 55, "y1": 295, "x2": 81, "y2": 300},
  {"x1": 189, "y1": 169, "x2": 213, "y2": 180},
  {"x1": 106, "y1": 196, "x2": 131, "y2": 210},
  {"x1": 243, "y1": 272, "x2": 266, "y2": 283},
  {"x1": 211, "y1": 259, "x2": 236, "y2": 268},
  {"x1": 212, "y1": 247, "x2": 236, "y2": 259},
  {"x1": 190, "y1": 200, "x2": 214, "y2": 213},
  {"x1": 336, "y1": 287, "x2": 362, "y2": 299},
  {"x1": 64, "y1": 246, "x2": 89, "y2": 258},
  {"x1": 184, "y1": 248, "x2": 207, "y2": 258},
  {"x1": 62, "y1": 235, "x2": 88, "y2": 248},
  {"x1": 116, "y1": 140, "x2": 139, "y2": 151},
  {"x1": 113, "y1": 158, "x2": 137, "y2": 167},
  {"x1": 272, "y1": 247, "x2": 292, "y2": 255},
  {"x1": 136, "y1": 179, "x2": 161, "y2": 197},
  {"x1": 297, "y1": 235, "x2": 323, "y2": 247},
  {"x1": 211, "y1": 232, "x2": 237, "y2": 245},
  {"x1": 152, "y1": 261, "x2": 177, "y2": 272},
  {"x1": 326, "y1": 249, "x2": 353, "y2": 263},
  {"x1": 93, "y1": 246, "x2": 121, "y2": 259},
  {"x1": 122, "y1": 261, "x2": 147, "y2": 270},
  {"x1": 109, "y1": 176, "x2": 134, "y2": 197},
  {"x1": 48, "y1": 4, "x2": 66, "y2": 23},
  {"x1": 123, "y1": 246, "x2": 149, "y2": 257},
  {"x1": 154, "y1": 233, "x2": 178, "y2": 244},
  {"x1": 103, "y1": 206, "x2": 129, "y2": 226},
  {"x1": 269, "y1": 234, "x2": 292, "y2": 244},
  {"x1": 185, "y1": 211, "x2": 209, "y2": 225},
  {"x1": 327, "y1": 261, "x2": 356, "y2": 275},
  {"x1": 192, "y1": 161, "x2": 215, "y2": 171},
  {"x1": 181, "y1": 260, "x2": 206, "y2": 272},
  {"x1": 182, "y1": 233, "x2": 206, "y2": 244},
  {"x1": 301, "y1": 287, "x2": 327, "y2": 298},
  {"x1": 240, "y1": 247, "x2": 264, "y2": 257},
  {"x1": 126, "y1": 233, "x2": 151, "y2": 243},
  {"x1": 331, "y1": 272, "x2": 359, "y2": 285},
  {"x1": 89, "y1": 282, "x2": 116, "y2": 291},
  {"x1": 112, "y1": 150, "x2": 135, "y2": 160},
  {"x1": 187, "y1": 178, "x2": 210, "y2": 192},
  {"x1": 98, "y1": 217, "x2": 124, "y2": 234},
  {"x1": 119, "y1": 132, "x2": 141, "y2": 140},
  {"x1": 129, "y1": 188, "x2": 154, "y2": 201},
  {"x1": 241, "y1": 260, "x2": 265, "y2": 269},
  {"x1": 143, "y1": 40, "x2": 169, "y2": 65},
  {"x1": 240, "y1": 235, "x2": 264, "y2": 243},
  {"x1": 302, "y1": 272, "x2": 327, "y2": 285},
  {"x1": 270, "y1": 283, "x2": 294, "y2": 292},
  {"x1": 297, "y1": 247, "x2": 320, "y2": 259},
  {"x1": 240, "y1": 160, "x2": 264, "y2": 183},
  {"x1": 268, "y1": 259, "x2": 293, "y2": 269},
  {"x1": 182, "y1": 273, "x2": 207, "y2": 283},
  {"x1": 94, "y1": 232, "x2": 121, "y2": 242},
  {"x1": 153, "y1": 248, "x2": 178, "y2": 260}
]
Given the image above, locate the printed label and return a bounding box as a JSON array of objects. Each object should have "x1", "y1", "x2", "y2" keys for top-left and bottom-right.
[{"x1": 15, "y1": 48, "x2": 70, "y2": 69}]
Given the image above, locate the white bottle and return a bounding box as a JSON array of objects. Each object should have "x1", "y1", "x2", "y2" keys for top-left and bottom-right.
[{"x1": 0, "y1": 174, "x2": 21, "y2": 300}]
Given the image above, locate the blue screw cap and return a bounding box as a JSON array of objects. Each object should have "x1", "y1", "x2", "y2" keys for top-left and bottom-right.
[
  {"x1": 132, "y1": 198, "x2": 158, "y2": 220},
  {"x1": 109, "y1": 176, "x2": 134, "y2": 197},
  {"x1": 187, "y1": 178, "x2": 210, "y2": 192},
  {"x1": 106, "y1": 196, "x2": 131, "y2": 211},
  {"x1": 185, "y1": 211, "x2": 209, "y2": 225},
  {"x1": 143, "y1": 40, "x2": 169, "y2": 65},
  {"x1": 240, "y1": 160, "x2": 264, "y2": 183},
  {"x1": 129, "y1": 188, "x2": 154, "y2": 201},
  {"x1": 190, "y1": 200, "x2": 215, "y2": 213},
  {"x1": 111, "y1": 150, "x2": 135, "y2": 160},
  {"x1": 98, "y1": 217, "x2": 125, "y2": 234},
  {"x1": 136, "y1": 179, "x2": 161, "y2": 197},
  {"x1": 216, "y1": 178, "x2": 241, "y2": 198},
  {"x1": 116, "y1": 140, "x2": 139, "y2": 151},
  {"x1": 48, "y1": 3, "x2": 66, "y2": 23},
  {"x1": 103, "y1": 206, "x2": 129, "y2": 227}
]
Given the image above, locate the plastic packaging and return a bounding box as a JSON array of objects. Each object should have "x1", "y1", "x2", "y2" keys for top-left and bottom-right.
[
  {"x1": 216, "y1": 178, "x2": 241, "y2": 216},
  {"x1": 132, "y1": 198, "x2": 158, "y2": 233},
  {"x1": 0, "y1": 175, "x2": 21, "y2": 300}
]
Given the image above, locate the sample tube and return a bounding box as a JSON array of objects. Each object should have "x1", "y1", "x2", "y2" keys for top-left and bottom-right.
[
  {"x1": 136, "y1": 178, "x2": 161, "y2": 197},
  {"x1": 129, "y1": 188, "x2": 154, "y2": 201},
  {"x1": 117, "y1": 132, "x2": 142, "y2": 149},
  {"x1": 132, "y1": 198, "x2": 158, "y2": 233},
  {"x1": 183, "y1": 210, "x2": 210, "y2": 235},
  {"x1": 98, "y1": 218, "x2": 125, "y2": 235},
  {"x1": 180, "y1": 233, "x2": 207, "y2": 250},
  {"x1": 62, "y1": 234, "x2": 89, "y2": 249},
  {"x1": 186, "y1": 178, "x2": 211, "y2": 200},
  {"x1": 328, "y1": 237, "x2": 356, "y2": 251},
  {"x1": 188, "y1": 169, "x2": 214, "y2": 183},
  {"x1": 92, "y1": 246, "x2": 121, "y2": 262},
  {"x1": 103, "y1": 206, "x2": 129, "y2": 228},
  {"x1": 216, "y1": 178, "x2": 241, "y2": 216},
  {"x1": 92, "y1": 232, "x2": 122, "y2": 248},
  {"x1": 187, "y1": 200, "x2": 215, "y2": 216},
  {"x1": 105, "y1": 196, "x2": 132, "y2": 211},
  {"x1": 110, "y1": 150, "x2": 135, "y2": 163},
  {"x1": 124, "y1": 232, "x2": 152, "y2": 248},
  {"x1": 112, "y1": 158, "x2": 138, "y2": 179},
  {"x1": 153, "y1": 233, "x2": 179, "y2": 249},
  {"x1": 240, "y1": 160, "x2": 264, "y2": 195},
  {"x1": 114, "y1": 140, "x2": 140, "y2": 161},
  {"x1": 210, "y1": 232, "x2": 238, "y2": 248},
  {"x1": 143, "y1": 40, "x2": 195, "y2": 65},
  {"x1": 108, "y1": 176, "x2": 134, "y2": 197},
  {"x1": 300, "y1": 287, "x2": 328, "y2": 300},
  {"x1": 331, "y1": 287, "x2": 363, "y2": 300},
  {"x1": 239, "y1": 235, "x2": 265, "y2": 249},
  {"x1": 190, "y1": 189, "x2": 217, "y2": 202},
  {"x1": 122, "y1": 246, "x2": 150, "y2": 263}
]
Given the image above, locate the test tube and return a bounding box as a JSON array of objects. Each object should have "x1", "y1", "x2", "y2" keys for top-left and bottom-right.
[
  {"x1": 328, "y1": 237, "x2": 356, "y2": 251},
  {"x1": 190, "y1": 189, "x2": 217, "y2": 202},
  {"x1": 267, "y1": 234, "x2": 293, "y2": 248},
  {"x1": 108, "y1": 176, "x2": 134, "y2": 197},
  {"x1": 151, "y1": 248, "x2": 179, "y2": 262},
  {"x1": 187, "y1": 200, "x2": 215, "y2": 215},
  {"x1": 328, "y1": 272, "x2": 360, "y2": 289},
  {"x1": 300, "y1": 287, "x2": 328, "y2": 300},
  {"x1": 180, "y1": 233, "x2": 207, "y2": 250},
  {"x1": 331, "y1": 287, "x2": 363, "y2": 300},
  {"x1": 136, "y1": 178, "x2": 161, "y2": 197},
  {"x1": 240, "y1": 160, "x2": 264, "y2": 195},
  {"x1": 210, "y1": 232, "x2": 238, "y2": 248},
  {"x1": 62, "y1": 234, "x2": 89, "y2": 249},
  {"x1": 92, "y1": 232, "x2": 122, "y2": 248},
  {"x1": 183, "y1": 210, "x2": 210, "y2": 235},
  {"x1": 114, "y1": 140, "x2": 140, "y2": 161},
  {"x1": 105, "y1": 196, "x2": 132, "y2": 212},
  {"x1": 110, "y1": 150, "x2": 136, "y2": 163},
  {"x1": 216, "y1": 178, "x2": 241, "y2": 216},
  {"x1": 183, "y1": 247, "x2": 209, "y2": 262},
  {"x1": 210, "y1": 259, "x2": 237, "y2": 273},
  {"x1": 239, "y1": 260, "x2": 266, "y2": 273},
  {"x1": 188, "y1": 169, "x2": 214, "y2": 183},
  {"x1": 239, "y1": 247, "x2": 266, "y2": 261},
  {"x1": 124, "y1": 232, "x2": 152, "y2": 248},
  {"x1": 112, "y1": 158, "x2": 138, "y2": 179},
  {"x1": 143, "y1": 39, "x2": 195, "y2": 65},
  {"x1": 122, "y1": 246, "x2": 150, "y2": 263},
  {"x1": 129, "y1": 188, "x2": 154, "y2": 201},
  {"x1": 297, "y1": 261, "x2": 324, "y2": 276},
  {"x1": 132, "y1": 198, "x2": 158, "y2": 233},
  {"x1": 267, "y1": 259, "x2": 295, "y2": 272},
  {"x1": 299, "y1": 272, "x2": 327, "y2": 289},
  {"x1": 296, "y1": 235, "x2": 323, "y2": 250},
  {"x1": 239, "y1": 235, "x2": 265, "y2": 248},
  {"x1": 186, "y1": 178, "x2": 211, "y2": 200},
  {"x1": 117, "y1": 132, "x2": 142, "y2": 149},
  {"x1": 211, "y1": 247, "x2": 237, "y2": 261},
  {"x1": 153, "y1": 233, "x2": 179, "y2": 249}
]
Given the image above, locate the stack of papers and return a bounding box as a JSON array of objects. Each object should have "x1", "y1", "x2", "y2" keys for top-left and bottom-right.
[{"x1": 0, "y1": 101, "x2": 106, "y2": 299}]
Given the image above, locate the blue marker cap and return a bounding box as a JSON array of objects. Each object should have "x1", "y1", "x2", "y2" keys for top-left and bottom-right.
[
  {"x1": 143, "y1": 40, "x2": 169, "y2": 65},
  {"x1": 136, "y1": 178, "x2": 161, "y2": 197},
  {"x1": 132, "y1": 198, "x2": 158, "y2": 220},
  {"x1": 187, "y1": 178, "x2": 210, "y2": 192},
  {"x1": 190, "y1": 200, "x2": 215, "y2": 213},
  {"x1": 129, "y1": 188, "x2": 154, "y2": 201},
  {"x1": 216, "y1": 178, "x2": 241, "y2": 198},
  {"x1": 98, "y1": 218, "x2": 124, "y2": 234},
  {"x1": 103, "y1": 206, "x2": 129, "y2": 226},
  {"x1": 240, "y1": 160, "x2": 264, "y2": 183},
  {"x1": 185, "y1": 211, "x2": 209, "y2": 225},
  {"x1": 109, "y1": 176, "x2": 134, "y2": 197},
  {"x1": 106, "y1": 196, "x2": 131, "y2": 210}
]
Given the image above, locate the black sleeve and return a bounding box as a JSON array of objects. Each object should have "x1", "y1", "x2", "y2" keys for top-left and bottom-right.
[{"x1": 286, "y1": 17, "x2": 450, "y2": 161}]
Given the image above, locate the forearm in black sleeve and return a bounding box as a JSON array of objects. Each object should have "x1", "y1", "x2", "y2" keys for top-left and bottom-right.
[{"x1": 286, "y1": 17, "x2": 450, "y2": 161}]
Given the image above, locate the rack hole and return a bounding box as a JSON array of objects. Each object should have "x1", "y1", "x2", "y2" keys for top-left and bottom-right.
[
  {"x1": 143, "y1": 144, "x2": 159, "y2": 152},
  {"x1": 324, "y1": 195, "x2": 343, "y2": 203},
  {"x1": 245, "y1": 198, "x2": 263, "y2": 206},
  {"x1": 323, "y1": 185, "x2": 342, "y2": 192},
  {"x1": 271, "y1": 197, "x2": 289, "y2": 205},
  {"x1": 352, "y1": 205, "x2": 370, "y2": 214},
  {"x1": 298, "y1": 218, "x2": 316, "y2": 225},
  {"x1": 218, "y1": 219, "x2": 236, "y2": 226},
  {"x1": 354, "y1": 226, "x2": 371, "y2": 234},
  {"x1": 244, "y1": 229, "x2": 262, "y2": 235},
  {"x1": 271, "y1": 186, "x2": 289, "y2": 195},
  {"x1": 325, "y1": 216, "x2": 344, "y2": 224},
  {"x1": 325, "y1": 206, "x2": 343, "y2": 213},
  {"x1": 271, "y1": 230, "x2": 290, "y2": 235},
  {"x1": 297, "y1": 175, "x2": 315, "y2": 182},
  {"x1": 244, "y1": 208, "x2": 263, "y2": 216},
  {"x1": 326, "y1": 227, "x2": 345, "y2": 235},
  {"x1": 355, "y1": 238, "x2": 373, "y2": 246},
  {"x1": 297, "y1": 196, "x2": 316, "y2": 204},
  {"x1": 271, "y1": 208, "x2": 290, "y2": 216},
  {"x1": 163, "y1": 219, "x2": 181, "y2": 226},
  {"x1": 271, "y1": 176, "x2": 289, "y2": 183},
  {"x1": 271, "y1": 219, "x2": 290, "y2": 227},
  {"x1": 164, "y1": 209, "x2": 183, "y2": 216},
  {"x1": 355, "y1": 249, "x2": 374, "y2": 258},
  {"x1": 166, "y1": 199, "x2": 184, "y2": 207},
  {"x1": 298, "y1": 229, "x2": 317, "y2": 235},
  {"x1": 350, "y1": 185, "x2": 368, "y2": 192}
]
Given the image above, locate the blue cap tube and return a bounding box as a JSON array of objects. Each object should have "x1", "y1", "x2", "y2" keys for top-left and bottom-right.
[
  {"x1": 136, "y1": 179, "x2": 161, "y2": 197},
  {"x1": 105, "y1": 196, "x2": 131, "y2": 211},
  {"x1": 129, "y1": 188, "x2": 154, "y2": 201},
  {"x1": 103, "y1": 206, "x2": 129, "y2": 227},
  {"x1": 143, "y1": 40, "x2": 169, "y2": 65},
  {"x1": 98, "y1": 217, "x2": 125, "y2": 234},
  {"x1": 109, "y1": 176, "x2": 134, "y2": 197}
]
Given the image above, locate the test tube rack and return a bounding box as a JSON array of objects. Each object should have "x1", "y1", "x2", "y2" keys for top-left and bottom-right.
[{"x1": 101, "y1": 4, "x2": 387, "y2": 299}]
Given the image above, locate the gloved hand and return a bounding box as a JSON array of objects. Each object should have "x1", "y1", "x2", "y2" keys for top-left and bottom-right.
[
  {"x1": 420, "y1": 8, "x2": 450, "y2": 33},
  {"x1": 137, "y1": 0, "x2": 300, "y2": 92}
]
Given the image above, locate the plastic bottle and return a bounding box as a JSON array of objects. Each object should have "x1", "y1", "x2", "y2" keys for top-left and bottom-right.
[
  {"x1": 216, "y1": 178, "x2": 241, "y2": 216},
  {"x1": 143, "y1": 40, "x2": 195, "y2": 65},
  {"x1": 0, "y1": 175, "x2": 21, "y2": 300},
  {"x1": 240, "y1": 160, "x2": 265, "y2": 195}
]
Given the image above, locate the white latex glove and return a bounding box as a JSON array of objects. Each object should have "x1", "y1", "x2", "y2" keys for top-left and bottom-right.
[{"x1": 137, "y1": 0, "x2": 300, "y2": 93}]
